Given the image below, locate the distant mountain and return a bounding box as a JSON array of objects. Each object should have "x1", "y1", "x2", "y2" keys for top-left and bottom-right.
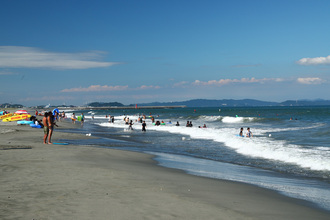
[
  {"x1": 2, "y1": 99, "x2": 329, "y2": 109},
  {"x1": 0, "y1": 103, "x2": 24, "y2": 108},
  {"x1": 87, "y1": 102, "x2": 124, "y2": 107},
  {"x1": 134, "y1": 99, "x2": 278, "y2": 107},
  {"x1": 133, "y1": 99, "x2": 330, "y2": 107},
  {"x1": 279, "y1": 99, "x2": 330, "y2": 106}
]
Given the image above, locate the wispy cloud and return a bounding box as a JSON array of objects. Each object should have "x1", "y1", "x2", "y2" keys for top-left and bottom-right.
[
  {"x1": 59, "y1": 77, "x2": 326, "y2": 95},
  {"x1": 0, "y1": 46, "x2": 120, "y2": 69},
  {"x1": 61, "y1": 85, "x2": 129, "y2": 92},
  {"x1": 296, "y1": 77, "x2": 325, "y2": 84},
  {"x1": 297, "y1": 55, "x2": 330, "y2": 65},
  {"x1": 192, "y1": 77, "x2": 285, "y2": 86},
  {"x1": 61, "y1": 84, "x2": 161, "y2": 92},
  {"x1": 138, "y1": 85, "x2": 161, "y2": 90},
  {"x1": 173, "y1": 81, "x2": 189, "y2": 87}
]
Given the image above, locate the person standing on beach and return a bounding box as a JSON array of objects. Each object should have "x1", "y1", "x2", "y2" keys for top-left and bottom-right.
[
  {"x1": 142, "y1": 120, "x2": 147, "y2": 132},
  {"x1": 42, "y1": 112, "x2": 49, "y2": 144},
  {"x1": 47, "y1": 111, "x2": 58, "y2": 144}
]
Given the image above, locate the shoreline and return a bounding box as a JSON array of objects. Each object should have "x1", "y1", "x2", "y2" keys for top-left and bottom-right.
[{"x1": 1, "y1": 119, "x2": 329, "y2": 219}]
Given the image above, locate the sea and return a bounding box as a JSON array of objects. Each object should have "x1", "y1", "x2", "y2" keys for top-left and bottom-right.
[{"x1": 59, "y1": 106, "x2": 330, "y2": 211}]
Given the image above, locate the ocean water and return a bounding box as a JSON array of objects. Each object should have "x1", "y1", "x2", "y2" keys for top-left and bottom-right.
[{"x1": 61, "y1": 106, "x2": 330, "y2": 211}]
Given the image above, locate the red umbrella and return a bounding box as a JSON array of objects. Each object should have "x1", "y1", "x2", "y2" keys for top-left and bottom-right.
[{"x1": 15, "y1": 110, "x2": 29, "y2": 115}]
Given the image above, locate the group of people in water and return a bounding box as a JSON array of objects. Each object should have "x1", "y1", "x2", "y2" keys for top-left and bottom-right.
[
  {"x1": 41, "y1": 111, "x2": 253, "y2": 138},
  {"x1": 239, "y1": 127, "x2": 253, "y2": 137},
  {"x1": 120, "y1": 114, "x2": 211, "y2": 132},
  {"x1": 120, "y1": 115, "x2": 147, "y2": 132}
]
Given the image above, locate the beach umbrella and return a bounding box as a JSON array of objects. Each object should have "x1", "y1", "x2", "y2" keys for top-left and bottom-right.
[{"x1": 15, "y1": 110, "x2": 29, "y2": 114}]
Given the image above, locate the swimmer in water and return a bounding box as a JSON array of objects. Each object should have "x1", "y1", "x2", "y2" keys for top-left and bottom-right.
[
  {"x1": 246, "y1": 127, "x2": 253, "y2": 137},
  {"x1": 128, "y1": 120, "x2": 134, "y2": 130},
  {"x1": 142, "y1": 120, "x2": 146, "y2": 132},
  {"x1": 239, "y1": 127, "x2": 244, "y2": 137}
]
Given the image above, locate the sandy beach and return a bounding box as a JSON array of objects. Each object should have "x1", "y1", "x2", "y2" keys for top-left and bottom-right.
[{"x1": 1, "y1": 117, "x2": 329, "y2": 220}]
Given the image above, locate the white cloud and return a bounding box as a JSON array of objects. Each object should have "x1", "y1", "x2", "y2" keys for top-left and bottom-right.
[
  {"x1": 61, "y1": 84, "x2": 161, "y2": 93},
  {"x1": 0, "y1": 46, "x2": 120, "y2": 69},
  {"x1": 173, "y1": 81, "x2": 189, "y2": 87},
  {"x1": 61, "y1": 85, "x2": 129, "y2": 92},
  {"x1": 192, "y1": 77, "x2": 284, "y2": 86},
  {"x1": 138, "y1": 85, "x2": 161, "y2": 90},
  {"x1": 296, "y1": 77, "x2": 324, "y2": 84},
  {"x1": 297, "y1": 55, "x2": 330, "y2": 65}
]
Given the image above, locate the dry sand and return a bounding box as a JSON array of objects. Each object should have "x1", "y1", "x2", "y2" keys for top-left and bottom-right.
[{"x1": 0, "y1": 118, "x2": 329, "y2": 220}]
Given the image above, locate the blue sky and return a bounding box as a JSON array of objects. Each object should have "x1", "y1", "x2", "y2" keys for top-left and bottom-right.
[{"x1": 0, "y1": 0, "x2": 329, "y2": 106}]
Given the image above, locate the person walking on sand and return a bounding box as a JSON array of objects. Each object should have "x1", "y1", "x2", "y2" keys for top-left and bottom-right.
[{"x1": 42, "y1": 112, "x2": 49, "y2": 144}]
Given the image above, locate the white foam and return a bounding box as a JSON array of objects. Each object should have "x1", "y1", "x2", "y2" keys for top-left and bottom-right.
[
  {"x1": 221, "y1": 116, "x2": 254, "y2": 123},
  {"x1": 199, "y1": 115, "x2": 222, "y2": 121},
  {"x1": 96, "y1": 114, "x2": 330, "y2": 171},
  {"x1": 256, "y1": 123, "x2": 324, "y2": 134}
]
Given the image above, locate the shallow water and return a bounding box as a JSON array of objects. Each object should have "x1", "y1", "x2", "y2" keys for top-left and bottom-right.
[{"x1": 61, "y1": 106, "x2": 330, "y2": 211}]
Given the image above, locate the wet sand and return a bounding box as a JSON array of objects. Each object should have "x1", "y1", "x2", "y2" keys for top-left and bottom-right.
[{"x1": 0, "y1": 118, "x2": 329, "y2": 219}]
